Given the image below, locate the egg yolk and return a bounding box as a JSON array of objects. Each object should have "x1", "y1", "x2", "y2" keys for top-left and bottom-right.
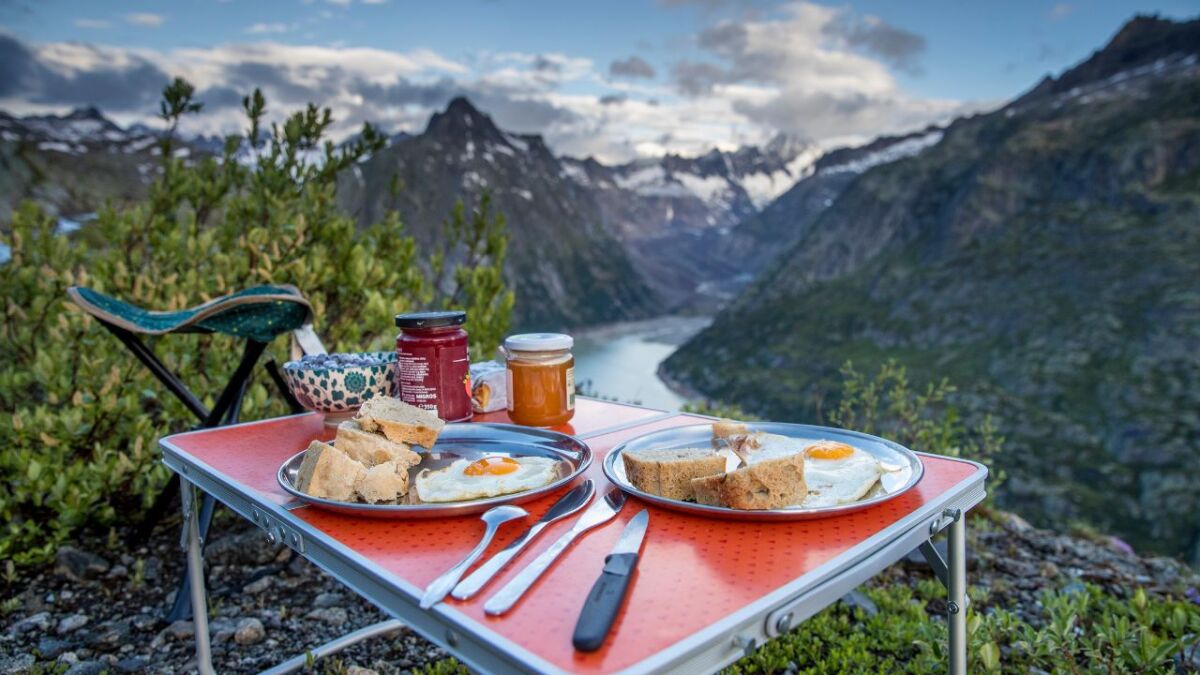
[
  {"x1": 464, "y1": 456, "x2": 521, "y2": 476},
  {"x1": 806, "y1": 441, "x2": 856, "y2": 460}
]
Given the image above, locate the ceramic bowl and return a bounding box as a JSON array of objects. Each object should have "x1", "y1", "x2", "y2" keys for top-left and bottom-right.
[{"x1": 282, "y1": 352, "x2": 397, "y2": 422}]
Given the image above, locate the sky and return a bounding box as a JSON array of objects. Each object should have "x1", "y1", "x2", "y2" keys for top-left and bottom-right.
[{"x1": 1, "y1": 0, "x2": 1196, "y2": 162}]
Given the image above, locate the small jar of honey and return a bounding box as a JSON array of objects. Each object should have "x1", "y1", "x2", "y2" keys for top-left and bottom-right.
[{"x1": 503, "y1": 333, "x2": 575, "y2": 427}]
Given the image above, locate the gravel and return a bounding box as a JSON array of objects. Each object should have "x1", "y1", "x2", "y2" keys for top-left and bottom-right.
[
  {"x1": 0, "y1": 515, "x2": 454, "y2": 673},
  {"x1": 1, "y1": 507, "x2": 1195, "y2": 673}
]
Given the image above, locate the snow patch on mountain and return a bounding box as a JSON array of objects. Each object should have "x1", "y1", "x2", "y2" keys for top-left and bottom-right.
[
  {"x1": 819, "y1": 130, "x2": 944, "y2": 176},
  {"x1": 740, "y1": 145, "x2": 823, "y2": 208},
  {"x1": 675, "y1": 172, "x2": 730, "y2": 205},
  {"x1": 559, "y1": 161, "x2": 589, "y2": 185}
]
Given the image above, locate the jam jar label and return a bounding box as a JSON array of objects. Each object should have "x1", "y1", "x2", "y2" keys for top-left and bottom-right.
[{"x1": 397, "y1": 344, "x2": 471, "y2": 421}]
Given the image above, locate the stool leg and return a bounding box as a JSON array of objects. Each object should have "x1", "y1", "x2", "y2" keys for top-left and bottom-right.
[
  {"x1": 947, "y1": 514, "x2": 967, "y2": 675},
  {"x1": 182, "y1": 480, "x2": 215, "y2": 675}
]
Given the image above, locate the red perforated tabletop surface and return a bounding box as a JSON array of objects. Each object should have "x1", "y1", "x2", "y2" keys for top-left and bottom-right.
[{"x1": 161, "y1": 398, "x2": 985, "y2": 674}]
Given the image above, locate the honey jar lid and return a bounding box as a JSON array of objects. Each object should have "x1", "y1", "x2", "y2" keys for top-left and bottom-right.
[{"x1": 504, "y1": 333, "x2": 573, "y2": 352}]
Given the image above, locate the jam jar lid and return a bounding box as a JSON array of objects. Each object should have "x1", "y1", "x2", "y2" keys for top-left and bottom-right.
[
  {"x1": 395, "y1": 310, "x2": 467, "y2": 329},
  {"x1": 504, "y1": 333, "x2": 574, "y2": 352}
]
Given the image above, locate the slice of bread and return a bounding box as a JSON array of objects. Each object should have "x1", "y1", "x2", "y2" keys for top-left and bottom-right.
[
  {"x1": 622, "y1": 448, "x2": 728, "y2": 501},
  {"x1": 357, "y1": 460, "x2": 410, "y2": 503},
  {"x1": 294, "y1": 440, "x2": 366, "y2": 501},
  {"x1": 335, "y1": 420, "x2": 421, "y2": 468},
  {"x1": 712, "y1": 419, "x2": 750, "y2": 443},
  {"x1": 355, "y1": 397, "x2": 445, "y2": 449},
  {"x1": 690, "y1": 455, "x2": 807, "y2": 510}
]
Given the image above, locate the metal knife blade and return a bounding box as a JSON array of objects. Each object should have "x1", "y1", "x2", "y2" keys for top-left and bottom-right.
[
  {"x1": 451, "y1": 480, "x2": 595, "y2": 600},
  {"x1": 483, "y1": 488, "x2": 626, "y2": 616},
  {"x1": 608, "y1": 510, "x2": 649, "y2": 556}
]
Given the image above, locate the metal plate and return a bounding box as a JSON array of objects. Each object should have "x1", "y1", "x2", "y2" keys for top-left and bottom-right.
[
  {"x1": 603, "y1": 422, "x2": 924, "y2": 521},
  {"x1": 279, "y1": 423, "x2": 591, "y2": 518}
]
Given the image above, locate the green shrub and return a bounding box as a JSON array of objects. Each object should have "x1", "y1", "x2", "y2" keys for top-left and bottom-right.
[
  {"x1": 0, "y1": 79, "x2": 513, "y2": 565},
  {"x1": 728, "y1": 582, "x2": 1200, "y2": 674},
  {"x1": 828, "y1": 359, "x2": 1005, "y2": 491}
]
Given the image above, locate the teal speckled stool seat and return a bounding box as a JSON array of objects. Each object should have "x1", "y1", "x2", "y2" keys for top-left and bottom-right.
[
  {"x1": 67, "y1": 283, "x2": 326, "y2": 624},
  {"x1": 68, "y1": 284, "x2": 312, "y2": 343}
]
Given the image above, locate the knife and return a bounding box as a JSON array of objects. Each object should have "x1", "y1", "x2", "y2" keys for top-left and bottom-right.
[
  {"x1": 451, "y1": 480, "x2": 596, "y2": 601},
  {"x1": 484, "y1": 488, "x2": 627, "y2": 616},
  {"x1": 571, "y1": 509, "x2": 649, "y2": 651}
]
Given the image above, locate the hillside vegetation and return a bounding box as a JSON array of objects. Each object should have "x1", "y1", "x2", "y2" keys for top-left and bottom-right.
[{"x1": 664, "y1": 16, "x2": 1200, "y2": 560}]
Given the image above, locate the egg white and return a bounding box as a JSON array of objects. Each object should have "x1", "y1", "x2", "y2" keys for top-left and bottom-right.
[
  {"x1": 800, "y1": 446, "x2": 883, "y2": 508},
  {"x1": 415, "y1": 456, "x2": 559, "y2": 503}
]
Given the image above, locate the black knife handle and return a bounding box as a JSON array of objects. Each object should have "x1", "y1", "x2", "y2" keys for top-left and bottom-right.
[{"x1": 572, "y1": 552, "x2": 639, "y2": 651}]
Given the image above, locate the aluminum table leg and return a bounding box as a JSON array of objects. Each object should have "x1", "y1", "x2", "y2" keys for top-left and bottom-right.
[
  {"x1": 182, "y1": 479, "x2": 216, "y2": 675},
  {"x1": 947, "y1": 513, "x2": 967, "y2": 675},
  {"x1": 258, "y1": 619, "x2": 407, "y2": 675}
]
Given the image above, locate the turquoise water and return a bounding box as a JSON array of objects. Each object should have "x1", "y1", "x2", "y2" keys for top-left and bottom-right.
[{"x1": 571, "y1": 316, "x2": 710, "y2": 410}]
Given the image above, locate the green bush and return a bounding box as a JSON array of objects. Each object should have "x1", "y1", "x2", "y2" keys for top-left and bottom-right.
[
  {"x1": 0, "y1": 79, "x2": 513, "y2": 565},
  {"x1": 727, "y1": 582, "x2": 1200, "y2": 674},
  {"x1": 827, "y1": 359, "x2": 1005, "y2": 492}
]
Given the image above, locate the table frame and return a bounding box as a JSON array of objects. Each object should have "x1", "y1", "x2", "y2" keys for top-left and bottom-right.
[{"x1": 162, "y1": 405, "x2": 983, "y2": 675}]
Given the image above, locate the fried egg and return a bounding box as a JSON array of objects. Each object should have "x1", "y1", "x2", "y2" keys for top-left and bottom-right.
[
  {"x1": 799, "y1": 441, "x2": 883, "y2": 508},
  {"x1": 415, "y1": 455, "x2": 559, "y2": 503}
]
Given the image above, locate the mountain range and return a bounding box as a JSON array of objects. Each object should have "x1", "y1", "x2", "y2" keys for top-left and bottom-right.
[
  {"x1": 0, "y1": 93, "x2": 929, "y2": 327},
  {"x1": 663, "y1": 15, "x2": 1200, "y2": 560}
]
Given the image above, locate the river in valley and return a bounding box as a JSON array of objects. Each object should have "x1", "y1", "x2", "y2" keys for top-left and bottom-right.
[{"x1": 571, "y1": 315, "x2": 711, "y2": 410}]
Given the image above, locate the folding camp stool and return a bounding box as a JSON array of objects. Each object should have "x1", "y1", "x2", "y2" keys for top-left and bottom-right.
[{"x1": 67, "y1": 284, "x2": 327, "y2": 621}]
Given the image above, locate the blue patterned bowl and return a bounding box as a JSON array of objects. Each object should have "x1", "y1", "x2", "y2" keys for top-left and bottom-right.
[{"x1": 282, "y1": 352, "x2": 397, "y2": 420}]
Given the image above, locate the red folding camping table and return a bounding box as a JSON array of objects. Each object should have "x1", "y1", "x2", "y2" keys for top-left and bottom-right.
[{"x1": 159, "y1": 397, "x2": 987, "y2": 674}]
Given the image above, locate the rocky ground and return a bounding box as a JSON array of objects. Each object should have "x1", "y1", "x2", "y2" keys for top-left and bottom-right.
[{"x1": 0, "y1": 508, "x2": 1196, "y2": 674}]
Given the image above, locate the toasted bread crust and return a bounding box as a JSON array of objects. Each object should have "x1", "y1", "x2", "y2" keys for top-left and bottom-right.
[
  {"x1": 622, "y1": 448, "x2": 727, "y2": 501},
  {"x1": 690, "y1": 455, "x2": 807, "y2": 510},
  {"x1": 355, "y1": 397, "x2": 445, "y2": 449},
  {"x1": 295, "y1": 440, "x2": 366, "y2": 501}
]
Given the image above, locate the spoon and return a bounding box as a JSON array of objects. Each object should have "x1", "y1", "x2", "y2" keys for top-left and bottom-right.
[
  {"x1": 452, "y1": 480, "x2": 596, "y2": 600},
  {"x1": 420, "y1": 505, "x2": 528, "y2": 609}
]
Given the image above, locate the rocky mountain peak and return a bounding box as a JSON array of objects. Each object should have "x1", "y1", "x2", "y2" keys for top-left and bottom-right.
[
  {"x1": 762, "y1": 132, "x2": 811, "y2": 161},
  {"x1": 424, "y1": 96, "x2": 504, "y2": 143},
  {"x1": 1020, "y1": 15, "x2": 1200, "y2": 102}
]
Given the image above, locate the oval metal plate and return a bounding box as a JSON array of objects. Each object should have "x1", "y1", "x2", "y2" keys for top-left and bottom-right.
[
  {"x1": 603, "y1": 422, "x2": 924, "y2": 521},
  {"x1": 278, "y1": 423, "x2": 591, "y2": 518}
]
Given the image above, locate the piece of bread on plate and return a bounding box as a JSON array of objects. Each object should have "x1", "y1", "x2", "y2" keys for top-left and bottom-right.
[
  {"x1": 690, "y1": 454, "x2": 807, "y2": 510},
  {"x1": 295, "y1": 440, "x2": 366, "y2": 501},
  {"x1": 355, "y1": 396, "x2": 445, "y2": 449},
  {"x1": 622, "y1": 448, "x2": 727, "y2": 501},
  {"x1": 356, "y1": 460, "x2": 410, "y2": 503},
  {"x1": 335, "y1": 420, "x2": 421, "y2": 468}
]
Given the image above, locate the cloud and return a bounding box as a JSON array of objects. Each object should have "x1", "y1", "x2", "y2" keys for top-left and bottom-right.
[
  {"x1": 667, "y1": 2, "x2": 960, "y2": 140},
  {"x1": 824, "y1": 14, "x2": 926, "y2": 75},
  {"x1": 74, "y1": 19, "x2": 111, "y2": 29},
  {"x1": 126, "y1": 13, "x2": 165, "y2": 27},
  {"x1": 246, "y1": 23, "x2": 290, "y2": 35},
  {"x1": 0, "y1": 34, "x2": 169, "y2": 110},
  {"x1": 609, "y1": 55, "x2": 656, "y2": 79},
  {"x1": 0, "y1": 6, "x2": 976, "y2": 164}
]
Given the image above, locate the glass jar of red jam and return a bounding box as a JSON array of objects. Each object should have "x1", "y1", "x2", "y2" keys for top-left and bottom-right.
[
  {"x1": 395, "y1": 311, "x2": 472, "y2": 422},
  {"x1": 503, "y1": 333, "x2": 575, "y2": 427}
]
